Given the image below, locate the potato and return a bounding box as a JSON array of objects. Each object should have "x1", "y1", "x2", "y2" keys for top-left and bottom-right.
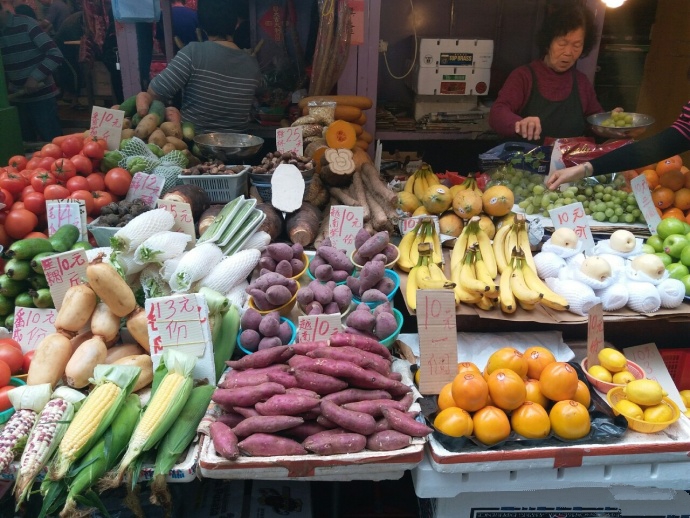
[
  {"x1": 160, "y1": 121, "x2": 183, "y2": 139},
  {"x1": 121, "y1": 128, "x2": 135, "y2": 139},
  {"x1": 265, "y1": 285, "x2": 292, "y2": 307},
  {"x1": 383, "y1": 244, "x2": 398, "y2": 263},
  {"x1": 322, "y1": 388, "x2": 392, "y2": 406},
  {"x1": 165, "y1": 136, "x2": 188, "y2": 150},
  {"x1": 361, "y1": 289, "x2": 388, "y2": 303},
  {"x1": 275, "y1": 260, "x2": 293, "y2": 278},
  {"x1": 247, "y1": 288, "x2": 271, "y2": 310},
  {"x1": 148, "y1": 128, "x2": 167, "y2": 148},
  {"x1": 315, "y1": 264, "x2": 333, "y2": 282},
  {"x1": 240, "y1": 307, "x2": 263, "y2": 331},
  {"x1": 346, "y1": 276, "x2": 361, "y2": 295},
  {"x1": 258, "y1": 336, "x2": 283, "y2": 350},
  {"x1": 162, "y1": 143, "x2": 176, "y2": 154},
  {"x1": 134, "y1": 113, "x2": 159, "y2": 140},
  {"x1": 375, "y1": 311, "x2": 398, "y2": 340}
]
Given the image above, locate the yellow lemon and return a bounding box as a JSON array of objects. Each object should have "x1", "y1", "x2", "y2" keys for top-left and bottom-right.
[
  {"x1": 615, "y1": 399, "x2": 644, "y2": 420},
  {"x1": 624, "y1": 379, "x2": 667, "y2": 406},
  {"x1": 588, "y1": 364, "x2": 612, "y2": 383},
  {"x1": 598, "y1": 348, "x2": 627, "y2": 373},
  {"x1": 612, "y1": 370, "x2": 637, "y2": 385},
  {"x1": 643, "y1": 403, "x2": 674, "y2": 423},
  {"x1": 679, "y1": 389, "x2": 690, "y2": 408}
]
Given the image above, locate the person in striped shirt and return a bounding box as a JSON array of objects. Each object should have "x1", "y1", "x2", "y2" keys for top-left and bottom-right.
[
  {"x1": 0, "y1": 7, "x2": 63, "y2": 141},
  {"x1": 146, "y1": 0, "x2": 261, "y2": 135},
  {"x1": 546, "y1": 101, "x2": 690, "y2": 190}
]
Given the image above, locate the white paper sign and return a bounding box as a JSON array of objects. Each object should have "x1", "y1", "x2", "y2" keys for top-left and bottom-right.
[
  {"x1": 90, "y1": 106, "x2": 125, "y2": 151},
  {"x1": 41, "y1": 249, "x2": 88, "y2": 310},
  {"x1": 11, "y1": 307, "x2": 57, "y2": 352},
  {"x1": 624, "y1": 343, "x2": 686, "y2": 411},
  {"x1": 126, "y1": 173, "x2": 165, "y2": 207},
  {"x1": 271, "y1": 164, "x2": 305, "y2": 213},
  {"x1": 328, "y1": 205, "x2": 364, "y2": 255},
  {"x1": 46, "y1": 199, "x2": 87, "y2": 241},
  {"x1": 548, "y1": 202, "x2": 595, "y2": 251},
  {"x1": 631, "y1": 175, "x2": 662, "y2": 234},
  {"x1": 276, "y1": 126, "x2": 303, "y2": 156},
  {"x1": 297, "y1": 314, "x2": 342, "y2": 342},
  {"x1": 157, "y1": 199, "x2": 196, "y2": 247}
]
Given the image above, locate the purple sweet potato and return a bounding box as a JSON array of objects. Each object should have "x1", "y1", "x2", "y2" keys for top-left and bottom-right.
[
  {"x1": 357, "y1": 232, "x2": 389, "y2": 260},
  {"x1": 346, "y1": 276, "x2": 361, "y2": 296},
  {"x1": 303, "y1": 431, "x2": 367, "y2": 455},
  {"x1": 374, "y1": 311, "x2": 398, "y2": 340},
  {"x1": 373, "y1": 302, "x2": 394, "y2": 317},
  {"x1": 374, "y1": 276, "x2": 396, "y2": 295},
  {"x1": 308, "y1": 255, "x2": 326, "y2": 275},
  {"x1": 320, "y1": 400, "x2": 376, "y2": 435},
  {"x1": 265, "y1": 285, "x2": 292, "y2": 307},
  {"x1": 238, "y1": 433, "x2": 307, "y2": 456},
  {"x1": 226, "y1": 345, "x2": 294, "y2": 370},
  {"x1": 290, "y1": 258, "x2": 305, "y2": 276},
  {"x1": 329, "y1": 331, "x2": 392, "y2": 359},
  {"x1": 210, "y1": 421, "x2": 239, "y2": 460},
  {"x1": 307, "y1": 345, "x2": 389, "y2": 375},
  {"x1": 310, "y1": 282, "x2": 333, "y2": 306},
  {"x1": 293, "y1": 369, "x2": 348, "y2": 395},
  {"x1": 322, "y1": 388, "x2": 392, "y2": 405},
  {"x1": 331, "y1": 270, "x2": 350, "y2": 283},
  {"x1": 275, "y1": 260, "x2": 294, "y2": 279},
  {"x1": 258, "y1": 336, "x2": 283, "y2": 350},
  {"x1": 266, "y1": 243, "x2": 294, "y2": 262},
  {"x1": 216, "y1": 411, "x2": 245, "y2": 428},
  {"x1": 232, "y1": 415, "x2": 304, "y2": 438},
  {"x1": 345, "y1": 310, "x2": 376, "y2": 333},
  {"x1": 372, "y1": 253, "x2": 388, "y2": 263},
  {"x1": 291, "y1": 341, "x2": 328, "y2": 355},
  {"x1": 381, "y1": 407, "x2": 433, "y2": 438},
  {"x1": 253, "y1": 272, "x2": 291, "y2": 291},
  {"x1": 366, "y1": 430, "x2": 412, "y2": 451},
  {"x1": 277, "y1": 321, "x2": 293, "y2": 345},
  {"x1": 332, "y1": 285, "x2": 352, "y2": 312},
  {"x1": 291, "y1": 243, "x2": 304, "y2": 257},
  {"x1": 259, "y1": 256, "x2": 277, "y2": 272},
  {"x1": 341, "y1": 398, "x2": 409, "y2": 417},
  {"x1": 383, "y1": 244, "x2": 398, "y2": 264},
  {"x1": 296, "y1": 287, "x2": 315, "y2": 306},
  {"x1": 361, "y1": 289, "x2": 388, "y2": 304},
  {"x1": 286, "y1": 387, "x2": 320, "y2": 399},
  {"x1": 247, "y1": 288, "x2": 271, "y2": 311},
  {"x1": 323, "y1": 302, "x2": 340, "y2": 314},
  {"x1": 305, "y1": 301, "x2": 324, "y2": 315},
  {"x1": 352, "y1": 250, "x2": 366, "y2": 266},
  {"x1": 258, "y1": 314, "x2": 280, "y2": 337},
  {"x1": 358, "y1": 260, "x2": 385, "y2": 293},
  {"x1": 315, "y1": 263, "x2": 334, "y2": 282},
  {"x1": 354, "y1": 228, "x2": 371, "y2": 251},
  {"x1": 255, "y1": 393, "x2": 321, "y2": 416},
  {"x1": 240, "y1": 307, "x2": 263, "y2": 331},
  {"x1": 266, "y1": 369, "x2": 298, "y2": 388},
  {"x1": 212, "y1": 382, "x2": 286, "y2": 409},
  {"x1": 317, "y1": 246, "x2": 354, "y2": 273},
  {"x1": 239, "y1": 329, "x2": 261, "y2": 352}
]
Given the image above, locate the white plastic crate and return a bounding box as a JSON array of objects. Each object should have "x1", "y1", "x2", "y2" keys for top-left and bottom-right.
[{"x1": 179, "y1": 166, "x2": 249, "y2": 203}]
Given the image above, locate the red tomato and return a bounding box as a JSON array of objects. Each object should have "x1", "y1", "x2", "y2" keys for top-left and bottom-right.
[
  {"x1": 11, "y1": 201, "x2": 25, "y2": 211},
  {"x1": 19, "y1": 168, "x2": 35, "y2": 181},
  {"x1": 22, "y1": 350, "x2": 35, "y2": 374},
  {"x1": 23, "y1": 192, "x2": 46, "y2": 215},
  {"x1": 25, "y1": 231, "x2": 48, "y2": 239},
  {"x1": 70, "y1": 190, "x2": 94, "y2": 215},
  {"x1": 21, "y1": 184, "x2": 35, "y2": 198},
  {"x1": 0, "y1": 360, "x2": 9, "y2": 387},
  {"x1": 44, "y1": 184, "x2": 70, "y2": 200},
  {"x1": 0, "y1": 339, "x2": 21, "y2": 352},
  {"x1": 8, "y1": 155, "x2": 27, "y2": 171},
  {"x1": 0, "y1": 188, "x2": 14, "y2": 208},
  {"x1": 51, "y1": 158, "x2": 76, "y2": 182},
  {"x1": 0, "y1": 385, "x2": 12, "y2": 412},
  {"x1": 66, "y1": 176, "x2": 91, "y2": 193},
  {"x1": 30, "y1": 170, "x2": 57, "y2": 193},
  {"x1": 85, "y1": 172, "x2": 106, "y2": 191},
  {"x1": 92, "y1": 190, "x2": 115, "y2": 214},
  {"x1": 25, "y1": 157, "x2": 42, "y2": 170},
  {"x1": 41, "y1": 143, "x2": 63, "y2": 159},
  {"x1": 83, "y1": 140, "x2": 105, "y2": 159},
  {"x1": 105, "y1": 168, "x2": 132, "y2": 196},
  {"x1": 0, "y1": 343, "x2": 23, "y2": 374},
  {"x1": 5, "y1": 209, "x2": 36, "y2": 238},
  {"x1": 0, "y1": 172, "x2": 28, "y2": 196},
  {"x1": 60, "y1": 136, "x2": 83, "y2": 158},
  {"x1": 71, "y1": 154, "x2": 93, "y2": 176},
  {"x1": 38, "y1": 156, "x2": 56, "y2": 170}
]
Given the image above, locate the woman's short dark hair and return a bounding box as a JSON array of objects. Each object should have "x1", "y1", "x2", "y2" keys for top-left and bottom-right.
[
  {"x1": 537, "y1": 1, "x2": 598, "y2": 58},
  {"x1": 15, "y1": 4, "x2": 37, "y2": 19},
  {"x1": 198, "y1": 0, "x2": 239, "y2": 39}
]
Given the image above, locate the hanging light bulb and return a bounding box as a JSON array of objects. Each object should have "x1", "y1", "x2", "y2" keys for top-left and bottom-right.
[{"x1": 602, "y1": 0, "x2": 626, "y2": 7}]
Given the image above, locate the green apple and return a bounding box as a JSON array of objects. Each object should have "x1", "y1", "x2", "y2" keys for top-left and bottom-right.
[
  {"x1": 667, "y1": 262, "x2": 689, "y2": 280},
  {"x1": 680, "y1": 245, "x2": 690, "y2": 268},
  {"x1": 657, "y1": 218, "x2": 686, "y2": 240},
  {"x1": 683, "y1": 222, "x2": 690, "y2": 234},
  {"x1": 646, "y1": 235, "x2": 664, "y2": 253},
  {"x1": 641, "y1": 244, "x2": 656, "y2": 254},
  {"x1": 680, "y1": 274, "x2": 690, "y2": 296},
  {"x1": 663, "y1": 234, "x2": 689, "y2": 258},
  {"x1": 656, "y1": 252, "x2": 673, "y2": 267}
]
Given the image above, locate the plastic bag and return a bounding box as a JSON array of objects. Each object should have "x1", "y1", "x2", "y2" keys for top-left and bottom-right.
[
  {"x1": 479, "y1": 141, "x2": 552, "y2": 174},
  {"x1": 308, "y1": 100, "x2": 336, "y2": 126}
]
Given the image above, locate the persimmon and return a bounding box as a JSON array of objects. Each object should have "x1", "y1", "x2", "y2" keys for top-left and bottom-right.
[
  {"x1": 437, "y1": 383, "x2": 457, "y2": 411},
  {"x1": 485, "y1": 347, "x2": 528, "y2": 378},
  {"x1": 511, "y1": 401, "x2": 551, "y2": 439},
  {"x1": 539, "y1": 362, "x2": 579, "y2": 402},
  {"x1": 524, "y1": 378, "x2": 549, "y2": 408},
  {"x1": 434, "y1": 407, "x2": 473, "y2": 438},
  {"x1": 651, "y1": 187, "x2": 675, "y2": 209},
  {"x1": 451, "y1": 372, "x2": 489, "y2": 412},
  {"x1": 523, "y1": 346, "x2": 556, "y2": 380},
  {"x1": 487, "y1": 368, "x2": 526, "y2": 411},
  {"x1": 472, "y1": 406, "x2": 511, "y2": 445},
  {"x1": 550, "y1": 400, "x2": 591, "y2": 440}
]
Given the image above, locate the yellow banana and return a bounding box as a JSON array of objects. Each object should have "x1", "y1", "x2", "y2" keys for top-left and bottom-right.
[
  {"x1": 397, "y1": 226, "x2": 419, "y2": 272},
  {"x1": 404, "y1": 173, "x2": 416, "y2": 194},
  {"x1": 492, "y1": 223, "x2": 511, "y2": 275},
  {"x1": 521, "y1": 261, "x2": 570, "y2": 311},
  {"x1": 475, "y1": 295, "x2": 496, "y2": 311},
  {"x1": 413, "y1": 169, "x2": 429, "y2": 200},
  {"x1": 475, "y1": 249, "x2": 498, "y2": 299},
  {"x1": 499, "y1": 261, "x2": 516, "y2": 314},
  {"x1": 451, "y1": 264, "x2": 482, "y2": 304},
  {"x1": 451, "y1": 225, "x2": 470, "y2": 272},
  {"x1": 504, "y1": 226, "x2": 519, "y2": 264},
  {"x1": 430, "y1": 228, "x2": 443, "y2": 265},
  {"x1": 459, "y1": 250, "x2": 490, "y2": 294},
  {"x1": 475, "y1": 228, "x2": 497, "y2": 279},
  {"x1": 428, "y1": 262, "x2": 447, "y2": 282},
  {"x1": 406, "y1": 266, "x2": 419, "y2": 311},
  {"x1": 517, "y1": 222, "x2": 537, "y2": 274},
  {"x1": 510, "y1": 260, "x2": 543, "y2": 306},
  {"x1": 517, "y1": 299, "x2": 538, "y2": 311},
  {"x1": 418, "y1": 276, "x2": 456, "y2": 290},
  {"x1": 425, "y1": 166, "x2": 440, "y2": 186},
  {"x1": 409, "y1": 227, "x2": 425, "y2": 267}
]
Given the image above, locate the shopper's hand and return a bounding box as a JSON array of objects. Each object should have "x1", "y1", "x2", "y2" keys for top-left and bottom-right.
[
  {"x1": 515, "y1": 116, "x2": 542, "y2": 141},
  {"x1": 24, "y1": 77, "x2": 41, "y2": 93},
  {"x1": 545, "y1": 164, "x2": 588, "y2": 190}
]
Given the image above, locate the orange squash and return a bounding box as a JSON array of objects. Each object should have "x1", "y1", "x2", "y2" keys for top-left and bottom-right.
[
  {"x1": 359, "y1": 130, "x2": 373, "y2": 144},
  {"x1": 325, "y1": 120, "x2": 357, "y2": 149}
]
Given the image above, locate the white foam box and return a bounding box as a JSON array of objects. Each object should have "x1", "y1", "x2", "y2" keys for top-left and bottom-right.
[
  {"x1": 418, "y1": 38, "x2": 494, "y2": 69},
  {"x1": 423, "y1": 485, "x2": 690, "y2": 518}
]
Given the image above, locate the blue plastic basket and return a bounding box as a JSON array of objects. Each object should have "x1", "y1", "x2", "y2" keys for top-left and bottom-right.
[
  {"x1": 352, "y1": 269, "x2": 400, "y2": 309},
  {"x1": 236, "y1": 317, "x2": 296, "y2": 355}
]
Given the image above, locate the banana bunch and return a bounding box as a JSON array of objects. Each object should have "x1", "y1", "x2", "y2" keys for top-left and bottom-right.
[
  {"x1": 407, "y1": 242, "x2": 455, "y2": 311},
  {"x1": 492, "y1": 213, "x2": 537, "y2": 276},
  {"x1": 398, "y1": 217, "x2": 443, "y2": 272},
  {"x1": 404, "y1": 163, "x2": 440, "y2": 201},
  {"x1": 450, "y1": 215, "x2": 497, "y2": 279},
  {"x1": 453, "y1": 173, "x2": 482, "y2": 195},
  {"x1": 450, "y1": 244, "x2": 498, "y2": 309}
]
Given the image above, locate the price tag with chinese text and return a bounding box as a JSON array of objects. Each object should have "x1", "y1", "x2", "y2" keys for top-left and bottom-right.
[
  {"x1": 328, "y1": 205, "x2": 363, "y2": 255},
  {"x1": 145, "y1": 293, "x2": 215, "y2": 384},
  {"x1": 586, "y1": 303, "x2": 604, "y2": 368},
  {"x1": 631, "y1": 175, "x2": 661, "y2": 234},
  {"x1": 276, "y1": 126, "x2": 303, "y2": 156},
  {"x1": 41, "y1": 249, "x2": 88, "y2": 310},
  {"x1": 46, "y1": 199, "x2": 87, "y2": 241},
  {"x1": 549, "y1": 202, "x2": 594, "y2": 251},
  {"x1": 126, "y1": 173, "x2": 165, "y2": 208},
  {"x1": 157, "y1": 199, "x2": 196, "y2": 247},
  {"x1": 417, "y1": 290, "x2": 457, "y2": 395},
  {"x1": 399, "y1": 215, "x2": 440, "y2": 236},
  {"x1": 12, "y1": 308, "x2": 57, "y2": 352},
  {"x1": 90, "y1": 106, "x2": 125, "y2": 150},
  {"x1": 297, "y1": 314, "x2": 342, "y2": 342},
  {"x1": 624, "y1": 343, "x2": 686, "y2": 411}
]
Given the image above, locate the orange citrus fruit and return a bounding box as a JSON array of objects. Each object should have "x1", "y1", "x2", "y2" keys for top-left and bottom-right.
[
  {"x1": 510, "y1": 401, "x2": 552, "y2": 439},
  {"x1": 539, "y1": 362, "x2": 579, "y2": 402},
  {"x1": 487, "y1": 368, "x2": 526, "y2": 411},
  {"x1": 472, "y1": 405, "x2": 511, "y2": 445},
  {"x1": 652, "y1": 187, "x2": 675, "y2": 209},
  {"x1": 549, "y1": 400, "x2": 591, "y2": 440},
  {"x1": 659, "y1": 169, "x2": 686, "y2": 191},
  {"x1": 434, "y1": 407, "x2": 473, "y2": 437},
  {"x1": 663, "y1": 207, "x2": 685, "y2": 220},
  {"x1": 656, "y1": 155, "x2": 683, "y2": 176},
  {"x1": 523, "y1": 346, "x2": 556, "y2": 379},
  {"x1": 674, "y1": 188, "x2": 690, "y2": 210},
  {"x1": 642, "y1": 169, "x2": 659, "y2": 189}
]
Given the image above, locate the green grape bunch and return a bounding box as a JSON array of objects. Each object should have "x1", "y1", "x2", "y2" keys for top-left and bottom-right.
[{"x1": 600, "y1": 111, "x2": 635, "y2": 128}]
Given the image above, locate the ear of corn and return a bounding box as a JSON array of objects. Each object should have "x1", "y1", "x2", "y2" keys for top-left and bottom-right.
[
  {"x1": 14, "y1": 387, "x2": 86, "y2": 508},
  {"x1": 105, "y1": 349, "x2": 196, "y2": 489},
  {"x1": 49, "y1": 365, "x2": 141, "y2": 481}
]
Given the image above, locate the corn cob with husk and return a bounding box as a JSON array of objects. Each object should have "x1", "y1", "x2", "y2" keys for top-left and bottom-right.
[
  {"x1": 196, "y1": 248, "x2": 260, "y2": 294},
  {"x1": 49, "y1": 364, "x2": 141, "y2": 481},
  {"x1": 133, "y1": 231, "x2": 192, "y2": 265},
  {"x1": 14, "y1": 387, "x2": 86, "y2": 508},
  {"x1": 150, "y1": 384, "x2": 214, "y2": 509},
  {"x1": 0, "y1": 384, "x2": 52, "y2": 472},
  {"x1": 101, "y1": 349, "x2": 196, "y2": 489},
  {"x1": 169, "y1": 242, "x2": 224, "y2": 293},
  {"x1": 111, "y1": 208, "x2": 175, "y2": 253}
]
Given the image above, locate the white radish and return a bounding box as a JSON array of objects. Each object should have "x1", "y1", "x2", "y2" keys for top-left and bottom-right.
[
  {"x1": 197, "y1": 249, "x2": 260, "y2": 294},
  {"x1": 170, "y1": 243, "x2": 224, "y2": 293},
  {"x1": 133, "y1": 231, "x2": 191, "y2": 264},
  {"x1": 111, "y1": 208, "x2": 175, "y2": 253}
]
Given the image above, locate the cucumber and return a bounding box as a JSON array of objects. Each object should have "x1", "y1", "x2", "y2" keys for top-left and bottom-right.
[
  {"x1": 49, "y1": 224, "x2": 81, "y2": 253},
  {"x1": 119, "y1": 95, "x2": 138, "y2": 118},
  {"x1": 71, "y1": 241, "x2": 93, "y2": 251},
  {"x1": 5, "y1": 258, "x2": 32, "y2": 281},
  {"x1": 28, "y1": 274, "x2": 49, "y2": 290},
  {"x1": 30, "y1": 288, "x2": 54, "y2": 308},
  {"x1": 5, "y1": 314, "x2": 14, "y2": 330},
  {"x1": 182, "y1": 122, "x2": 195, "y2": 142},
  {"x1": 0, "y1": 275, "x2": 29, "y2": 298},
  {"x1": 0, "y1": 293, "x2": 13, "y2": 316},
  {"x1": 14, "y1": 292, "x2": 35, "y2": 308},
  {"x1": 7, "y1": 238, "x2": 54, "y2": 260},
  {"x1": 31, "y1": 252, "x2": 56, "y2": 274}
]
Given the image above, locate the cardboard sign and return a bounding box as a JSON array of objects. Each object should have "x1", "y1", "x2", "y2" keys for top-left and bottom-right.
[
  {"x1": 399, "y1": 215, "x2": 440, "y2": 236},
  {"x1": 46, "y1": 199, "x2": 87, "y2": 241},
  {"x1": 586, "y1": 303, "x2": 604, "y2": 367},
  {"x1": 89, "y1": 106, "x2": 125, "y2": 150},
  {"x1": 11, "y1": 307, "x2": 57, "y2": 352},
  {"x1": 157, "y1": 199, "x2": 196, "y2": 247},
  {"x1": 275, "y1": 126, "x2": 303, "y2": 156},
  {"x1": 416, "y1": 290, "x2": 457, "y2": 395},
  {"x1": 624, "y1": 343, "x2": 686, "y2": 411},
  {"x1": 41, "y1": 249, "x2": 88, "y2": 310},
  {"x1": 145, "y1": 293, "x2": 215, "y2": 384},
  {"x1": 328, "y1": 205, "x2": 364, "y2": 255},
  {"x1": 297, "y1": 313, "x2": 342, "y2": 342},
  {"x1": 126, "y1": 172, "x2": 165, "y2": 207},
  {"x1": 631, "y1": 174, "x2": 661, "y2": 234},
  {"x1": 548, "y1": 202, "x2": 595, "y2": 252}
]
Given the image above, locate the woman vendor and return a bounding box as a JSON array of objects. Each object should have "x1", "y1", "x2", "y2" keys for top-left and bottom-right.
[
  {"x1": 145, "y1": 0, "x2": 261, "y2": 135},
  {"x1": 488, "y1": 1, "x2": 614, "y2": 143}
]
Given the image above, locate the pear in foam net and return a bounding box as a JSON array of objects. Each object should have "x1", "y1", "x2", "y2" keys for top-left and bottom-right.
[
  {"x1": 550, "y1": 227, "x2": 579, "y2": 249},
  {"x1": 609, "y1": 229, "x2": 637, "y2": 253}
]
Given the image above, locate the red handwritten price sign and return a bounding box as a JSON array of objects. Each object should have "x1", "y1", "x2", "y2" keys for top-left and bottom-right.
[
  {"x1": 297, "y1": 314, "x2": 342, "y2": 342},
  {"x1": 417, "y1": 290, "x2": 457, "y2": 395},
  {"x1": 399, "y1": 215, "x2": 440, "y2": 236},
  {"x1": 586, "y1": 303, "x2": 604, "y2": 368},
  {"x1": 46, "y1": 199, "x2": 87, "y2": 241},
  {"x1": 328, "y1": 205, "x2": 364, "y2": 255},
  {"x1": 12, "y1": 307, "x2": 57, "y2": 352},
  {"x1": 624, "y1": 343, "x2": 686, "y2": 410},
  {"x1": 41, "y1": 249, "x2": 88, "y2": 310},
  {"x1": 548, "y1": 202, "x2": 594, "y2": 251},
  {"x1": 90, "y1": 106, "x2": 125, "y2": 150},
  {"x1": 126, "y1": 173, "x2": 165, "y2": 208},
  {"x1": 157, "y1": 199, "x2": 196, "y2": 247},
  {"x1": 275, "y1": 126, "x2": 303, "y2": 156},
  {"x1": 631, "y1": 175, "x2": 661, "y2": 234}
]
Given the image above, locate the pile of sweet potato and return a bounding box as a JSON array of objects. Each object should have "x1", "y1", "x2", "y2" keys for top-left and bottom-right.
[{"x1": 209, "y1": 333, "x2": 431, "y2": 459}]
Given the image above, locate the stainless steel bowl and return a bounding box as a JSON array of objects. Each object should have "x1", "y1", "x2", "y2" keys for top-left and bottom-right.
[
  {"x1": 587, "y1": 112, "x2": 655, "y2": 139},
  {"x1": 193, "y1": 133, "x2": 264, "y2": 162}
]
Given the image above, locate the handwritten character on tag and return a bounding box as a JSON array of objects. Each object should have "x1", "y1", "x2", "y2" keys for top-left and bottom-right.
[
  {"x1": 574, "y1": 225, "x2": 588, "y2": 239},
  {"x1": 300, "y1": 331, "x2": 312, "y2": 342},
  {"x1": 196, "y1": 305, "x2": 207, "y2": 324},
  {"x1": 557, "y1": 212, "x2": 569, "y2": 225},
  {"x1": 43, "y1": 312, "x2": 56, "y2": 325},
  {"x1": 277, "y1": 138, "x2": 285, "y2": 148},
  {"x1": 28, "y1": 327, "x2": 47, "y2": 346},
  {"x1": 180, "y1": 296, "x2": 193, "y2": 314},
  {"x1": 572, "y1": 206, "x2": 585, "y2": 223},
  {"x1": 147, "y1": 305, "x2": 159, "y2": 331},
  {"x1": 342, "y1": 234, "x2": 354, "y2": 245},
  {"x1": 14, "y1": 308, "x2": 26, "y2": 329},
  {"x1": 152, "y1": 336, "x2": 163, "y2": 354},
  {"x1": 46, "y1": 269, "x2": 64, "y2": 285},
  {"x1": 68, "y1": 273, "x2": 80, "y2": 286},
  {"x1": 180, "y1": 211, "x2": 192, "y2": 223}
]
